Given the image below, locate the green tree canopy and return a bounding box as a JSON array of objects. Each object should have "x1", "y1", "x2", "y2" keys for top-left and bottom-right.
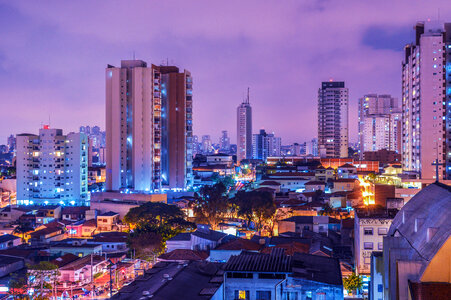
[
  {"x1": 124, "y1": 202, "x2": 185, "y2": 228},
  {"x1": 234, "y1": 190, "x2": 276, "y2": 232},
  {"x1": 193, "y1": 182, "x2": 229, "y2": 230}
]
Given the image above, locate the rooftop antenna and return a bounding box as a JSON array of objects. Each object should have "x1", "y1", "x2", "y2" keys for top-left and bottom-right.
[
  {"x1": 246, "y1": 87, "x2": 250, "y2": 104},
  {"x1": 133, "y1": 51, "x2": 135, "y2": 60}
]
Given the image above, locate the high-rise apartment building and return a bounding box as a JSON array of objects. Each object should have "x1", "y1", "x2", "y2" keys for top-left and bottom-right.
[
  {"x1": 237, "y1": 89, "x2": 252, "y2": 163},
  {"x1": 106, "y1": 60, "x2": 193, "y2": 191},
  {"x1": 220, "y1": 130, "x2": 231, "y2": 152},
  {"x1": 252, "y1": 129, "x2": 281, "y2": 161},
  {"x1": 358, "y1": 94, "x2": 401, "y2": 157},
  {"x1": 402, "y1": 22, "x2": 451, "y2": 180},
  {"x1": 201, "y1": 135, "x2": 212, "y2": 154},
  {"x1": 318, "y1": 81, "x2": 349, "y2": 158},
  {"x1": 16, "y1": 126, "x2": 88, "y2": 206}
]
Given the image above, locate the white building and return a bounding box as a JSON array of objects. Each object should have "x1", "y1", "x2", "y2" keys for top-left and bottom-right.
[
  {"x1": 237, "y1": 89, "x2": 252, "y2": 162},
  {"x1": 354, "y1": 210, "x2": 394, "y2": 276},
  {"x1": 106, "y1": 60, "x2": 193, "y2": 191},
  {"x1": 402, "y1": 22, "x2": 451, "y2": 180},
  {"x1": 318, "y1": 81, "x2": 348, "y2": 158},
  {"x1": 358, "y1": 94, "x2": 401, "y2": 157},
  {"x1": 16, "y1": 126, "x2": 88, "y2": 206}
]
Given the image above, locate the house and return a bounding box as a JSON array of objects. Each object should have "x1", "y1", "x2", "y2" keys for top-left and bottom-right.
[
  {"x1": 382, "y1": 182, "x2": 451, "y2": 300},
  {"x1": 332, "y1": 178, "x2": 358, "y2": 192},
  {"x1": 59, "y1": 255, "x2": 108, "y2": 286},
  {"x1": 28, "y1": 225, "x2": 65, "y2": 245},
  {"x1": 61, "y1": 206, "x2": 90, "y2": 222},
  {"x1": 91, "y1": 232, "x2": 128, "y2": 253},
  {"x1": 157, "y1": 249, "x2": 209, "y2": 262},
  {"x1": 96, "y1": 211, "x2": 120, "y2": 232},
  {"x1": 49, "y1": 239, "x2": 103, "y2": 257},
  {"x1": 51, "y1": 253, "x2": 80, "y2": 268},
  {"x1": 0, "y1": 255, "x2": 25, "y2": 277},
  {"x1": 0, "y1": 206, "x2": 28, "y2": 223},
  {"x1": 0, "y1": 234, "x2": 21, "y2": 249},
  {"x1": 337, "y1": 163, "x2": 357, "y2": 179},
  {"x1": 210, "y1": 238, "x2": 262, "y2": 263},
  {"x1": 34, "y1": 205, "x2": 62, "y2": 225},
  {"x1": 304, "y1": 180, "x2": 326, "y2": 192},
  {"x1": 258, "y1": 181, "x2": 281, "y2": 192},
  {"x1": 224, "y1": 249, "x2": 343, "y2": 300},
  {"x1": 315, "y1": 166, "x2": 335, "y2": 182},
  {"x1": 111, "y1": 261, "x2": 224, "y2": 300},
  {"x1": 354, "y1": 209, "x2": 394, "y2": 277},
  {"x1": 166, "y1": 225, "x2": 228, "y2": 252},
  {"x1": 278, "y1": 216, "x2": 340, "y2": 235}
]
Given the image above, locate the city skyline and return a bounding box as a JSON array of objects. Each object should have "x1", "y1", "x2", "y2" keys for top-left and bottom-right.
[{"x1": 2, "y1": 1, "x2": 451, "y2": 144}]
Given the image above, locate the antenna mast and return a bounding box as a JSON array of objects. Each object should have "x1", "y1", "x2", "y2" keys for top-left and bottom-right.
[{"x1": 246, "y1": 87, "x2": 250, "y2": 104}]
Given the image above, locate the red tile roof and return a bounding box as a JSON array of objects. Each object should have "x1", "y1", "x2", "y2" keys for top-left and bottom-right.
[
  {"x1": 158, "y1": 249, "x2": 209, "y2": 261},
  {"x1": 215, "y1": 238, "x2": 262, "y2": 251}
]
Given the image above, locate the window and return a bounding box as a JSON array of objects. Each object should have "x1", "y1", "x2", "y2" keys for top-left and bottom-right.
[
  {"x1": 378, "y1": 242, "x2": 383, "y2": 250},
  {"x1": 235, "y1": 290, "x2": 249, "y2": 300},
  {"x1": 378, "y1": 228, "x2": 387, "y2": 235},
  {"x1": 378, "y1": 284, "x2": 383, "y2": 293},
  {"x1": 282, "y1": 292, "x2": 298, "y2": 300},
  {"x1": 256, "y1": 291, "x2": 271, "y2": 300},
  {"x1": 316, "y1": 293, "x2": 326, "y2": 300},
  {"x1": 364, "y1": 228, "x2": 373, "y2": 235},
  {"x1": 364, "y1": 242, "x2": 373, "y2": 250}
]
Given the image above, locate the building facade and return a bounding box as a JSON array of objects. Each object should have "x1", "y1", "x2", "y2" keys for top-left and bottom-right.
[
  {"x1": 16, "y1": 126, "x2": 89, "y2": 206},
  {"x1": 237, "y1": 90, "x2": 252, "y2": 163},
  {"x1": 402, "y1": 22, "x2": 451, "y2": 180},
  {"x1": 252, "y1": 129, "x2": 281, "y2": 161},
  {"x1": 219, "y1": 130, "x2": 231, "y2": 152},
  {"x1": 358, "y1": 94, "x2": 401, "y2": 158},
  {"x1": 106, "y1": 60, "x2": 193, "y2": 192},
  {"x1": 318, "y1": 81, "x2": 349, "y2": 158}
]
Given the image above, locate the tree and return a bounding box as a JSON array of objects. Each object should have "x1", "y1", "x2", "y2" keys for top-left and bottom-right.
[
  {"x1": 343, "y1": 272, "x2": 363, "y2": 295},
  {"x1": 234, "y1": 190, "x2": 276, "y2": 232},
  {"x1": 193, "y1": 183, "x2": 229, "y2": 230},
  {"x1": 319, "y1": 203, "x2": 333, "y2": 216},
  {"x1": 13, "y1": 220, "x2": 34, "y2": 242},
  {"x1": 124, "y1": 202, "x2": 195, "y2": 259},
  {"x1": 124, "y1": 202, "x2": 186, "y2": 229},
  {"x1": 27, "y1": 261, "x2": 59, "y2": 299}
]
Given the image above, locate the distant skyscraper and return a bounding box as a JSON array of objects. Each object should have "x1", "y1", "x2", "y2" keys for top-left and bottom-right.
[
  {"x1": 402, "y1": 22, "x2": 451, "y2": 180},
  {"x1": 358, "y1": 94, "x2": 401, "y2": 157},
  {"x1": 7, "y1": 134, "x2": 15, "y2": 152},
  {"x1": 237, "y1": 88, "x2": 252, "y2": 162},
  {"x1": 106, "y1": 60, "x2": 193, "y2": 191},
  {"x1": 252, "y1": 129, "x2": 281, "y2": 161},
  {"x1": 16, "y1": 126, "x2": 88, "y2": 206},
  {"x1": 202, "y1": 135, "x2": 212, "y2": 153},
  {"x1": 219, "y1": 130, "x2": 231, "y2": 152},
  {"x1": 318, "y1": 81, "x2": 349, "y2": 158}
]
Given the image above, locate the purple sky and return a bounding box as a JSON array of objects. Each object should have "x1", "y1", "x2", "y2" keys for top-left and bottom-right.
[{"x1": 1, "y1": 1, "x2": 451, "y2": 145}]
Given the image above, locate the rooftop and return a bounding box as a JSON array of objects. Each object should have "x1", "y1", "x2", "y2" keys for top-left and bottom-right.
[
  {"x1": 0, "y1": 234, "x2": 20, "y2": 243},
  {"x1": 292, "y1": 253, "x2": 342, "y2": 286},
  {"x1": 214, "y1": 238, "x2": 262, "y2": 251},
  {"x1": 225, "y1": 248, "x2": 292, "y2": 273},
  {"x1": 158, "y1": 249, "x2": 209, "y2": 261}
]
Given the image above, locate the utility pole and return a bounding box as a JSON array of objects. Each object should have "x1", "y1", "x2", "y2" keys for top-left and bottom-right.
[{"x1": 90, "y1": 253, "x2": 93, "y2": 299}]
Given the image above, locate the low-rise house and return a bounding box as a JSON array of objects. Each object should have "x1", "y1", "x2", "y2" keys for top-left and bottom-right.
[
  {"x1": 61, "y1": 206, "x2": 90, "y2": 222},
  {"x1": 91, "y1": 232, "x2": 128, "y2": 253},
  {"x1": 258, "y1": 181, "x2": 281, "y2": 192},
  {"x1": 337, "y1": 163, "x2": 357, "y2": 179},
  {"x1": 111, "y1": 261, "x2": 224, "y2": 300},
  {"x1": 210, "y1": 238, "x2": 262, "y2": 263},
  {"x1": 166, "y1": 225, "x2": 228, "y2": 252},
  {"x1": 158, "y1": 249, "x2": 209, "y2": 262},
  {"x1": 29, "y1": 225, "x2": 65, "y2": 245},
  {"x1": 332, "y1": 178, "x2": 359, "y2": 192},
  {"x1": 278, "y1": 216, "x2": 340, "y2": 235},
  {"x1": 315, "y1": 166, "x2": 335, "y2": 182},
  {"x1": 34, "y1": 205, "x2": 62, "y2": 225},
  {"x1": 49, "y1": 239, "x2": 102, "y2": 257},
  {"x1": 59, "y1": 255, "x2": 108, "y2": 286},
  {"x1": 0, "y1": 206, "x2": 28, "y2": 223},
  {"x1": 224, "y1": 249, "x2": 343, "y2": 300},
  {"x1": 304, "y1": 180, "x2": 326, "y2": 192},
  {"x1": 0, "y1": 255, "x2": 25, "y2": 277},
  {"x1": 96, "y1": 211, "x2": 121, "y2": 232},
  {"x1": 0, "y1": 234, "x2": 21, "y2": 249}
]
